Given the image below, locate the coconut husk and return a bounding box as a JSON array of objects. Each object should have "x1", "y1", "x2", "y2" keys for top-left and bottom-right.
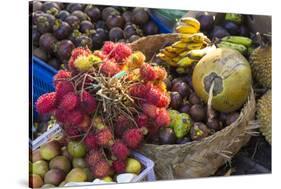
[{"x1": 130, "y1": 34, "x2": 257, "y2": 180}]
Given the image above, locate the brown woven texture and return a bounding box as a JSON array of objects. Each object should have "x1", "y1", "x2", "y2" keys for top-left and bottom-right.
[{"x1": 130, "y1": 34, "x2": 257, "y2": 180}]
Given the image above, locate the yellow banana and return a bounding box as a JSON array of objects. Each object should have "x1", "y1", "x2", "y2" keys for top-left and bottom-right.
[
  {"x1": 186, "y1": 42, "x2": 203, "y2": 50},
  {"x1": 186, "y1": 45, "x2": 217, "y2": 60},
  {"x1": 176, "y1": 25, "x2": 199, "y2": 34},
  {"x1": 172, "y1": 56, "x2": 182, "y2": 63},
  {"x1": 176, "y1": 56, "x2": 197, "y2": 67},
  {"x1": 165, "y1": 46, "x2": 186, "y2": 54},
  {"x1": 160, "y1": 49, "x2": 178, "y2": 58},
  {"x1": 171, "y1": 41, "x2": 188, "y2": 49},
  {"x1": 179, "y1": 33, "x2": 206, "y2": 43},
  {"x1": 179, "y1": 50, "x2": 190, "y2": 57},
  {"x1": 157, "y1": 53, "x2": 177, "y2": 66},
  {"x1": 180, "y1": 17, "x2": 201, "y2": 31}
]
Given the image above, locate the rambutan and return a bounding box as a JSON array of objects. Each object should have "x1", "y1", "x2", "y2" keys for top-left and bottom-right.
[
  {"x1": 93, "y1": 50, "x2": 106, "y2": 60},
  {"x1": 127, "y1": 51, "x2": 145, "y2": 70},
  {"x1": 68, "y1": 47, "x2": 91, "y2": 69},
  {"x1": 66, "y1": 109, "x2": 83, "y2": 125},
  {"x1": 100, "y1": 60, "x2": 121, "y2": 77},
  {"x1": 80, "y1": 91, "x2": 97, "y2": 114},
  {"x1": 84, "y1": 133, "x2": 98, "y2": 150},
  {"x1": 146, "y1": 87, "x2": 170, "y2": 108},
  {"x1": 73, "y1": 54, "x2": 101, "y2": 72},
  {"x1": 35, "y1": 92, "x2": 57, "y2": 114},
  {"x1": 102, "y1": 41, "x2": 115, "y2": 55},
  {"x1": 55, "y1": 81, "x2": 74, "y2": 103},
  {"x1": 78, "y1": 115, "x2": 91, "y2": 132},
  {"x1": 112, "y1": 43, "x2": 132, "y2": 62},
  {"x1": 58, "y1": 92, "x2": 79, "y2": 111},
  {"x1": 112, "y1": 160, "x2": 126, "y2": 174},
  {"x1": 53, "y1": 70, "x2": 72, "y2": 87},
  {"x1": 154, "y1": 66, "x2": 167, "y2": 80},
  {"x1": 114, "y1": 116, "x2": 132, "y2": 138},
  {"x1": 154, "y1": 81, "x2": 167, "y2": 92},
  {"x1": 54, "y1": 108, "x2": 68, "y2": 123},
  {"x1": 122, "y1": 128, "x2": 146, "y2": 149},
  {"x1": 96, "y1": 128, "x2": 114, "y2": 146},
  {"x1": 155, "y1": 108, "x2": 170, "y2": 127},
  {"x1": 86, "y1": 149, "x2": 103, "y2": 167},
  {"x1": 142, "y1": 103, "x2": 160, "y2": 119},
  {"x1": 64, "y1": 125, "x2": 81, "y2": 138},
  {"x1": 111, "y1": 140, "x2": 129, "y2": 160},
  {"x1": 140, "y1": 63, "x2": 157, "y2": 81},
  {"x1": 129, "y1": 83, "x2": 151, "y2": 98},
  {"x1": 91, "y1": 159, "x2": 111, "y2": 178},
  {"x1": 135, "y1": 113, "x2": 149, "y2": 128}
]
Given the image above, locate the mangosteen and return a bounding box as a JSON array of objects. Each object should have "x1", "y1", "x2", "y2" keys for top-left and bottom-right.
[
  {"x1": 164, "y1": 78, "x2": 172, "y2": 90},
  {"x1": 239, "y1": 25, "x2": 250, "y2": 37},
  {"x1": 96, "y1": 28, "x2": 109, "y2": 41},
  {"x1": 79, "y1": 20, "x2": 95, "y2": 34},
  {"x1": 171, "y1": 81, "x2": 191, "y2": 97},
  {"x1": 39, "y1": 33, "x2": 57, "y2": 54},
  {"x1": 124, "y1": 24, "x2": 138, "y2": 39},
  {"x1": 33, "y1": 48, "x2": 48, "y2": 62},
  {"x1": 109, "y1": 27, "x2": 124, "y2": 42},
  {"x1": 189, "y1": 93, "x2": 202, "y2": 105},
  {"x1": 75, "y1": 35, "x2": 93, "y2": 49},
  {"x1": 66, "y1": 3, "x2": 84, "y2": 13},
  {"x1": 56, "y1": 40, "x2": 75, "y2": 61},
  {"x1": 132, "y1": 8, "x2": 149, "y2": 26},
  {"x1": 171, "y1": 78, "x2": 182, "y2": 86},
  {"x1": 225, "y1": 112, "x2": 240, "y2": 125},
  {"x1": 91, "y1": 33, "x2": 104, "y2": 50},
  {"x1": 159, "y1": 128, "x2": 177, "y2": 144},
  {"x1": 190, "y1": 122, "x2": 211, "y2": 141},
  {"x1": 33, "y1": 1, "x2": 42, "y2": 12},
  {"x1": 84, "y1": 5, "x2": 101, "y2": 22},
  {"x1": 223, "y1": 21, "x2": 240, "y2": 35},
  {"x1": 106, "y1": 14, "x2": 125, "y2": 29},
  {"x1": 65, "y1": 15, "x2": 80, "y2": 30},
  {"x1": 95, "y1": 20, "x2": 108, "y2": 30},
  {"x1": 48, "y1": 58, "x2": 61, "y2": 70},
  {"x1": 197, "y1": 15, "x2": 214, "y2": 31},
  {"x1": 32, "y1": 26, "x2": 41, "y2": 47},
  {"x1": 179, "y1": 103, "x2": 191, "y2": 114},
  {"x1": 102, "y1": 7, "x2": 119, "y2": 21},
  {"x1": 36, "y1": 13, "x2": 56, "y2": 33},
  {"x1": 212, "y1": 26, "x2": 230, "y2": 39},
  {"x1": 68, "y1": 29, "x2": 81, "y2": 44},
  {"x1": 41, "y1": 2, "x2": 61, "y2": 13},
  {"x1": 143, "y1": 21, "x2": 159, "y2": 35},
  {"x1": 71, "y1": 10, "x2": 90, "y2": 22},
  {"x1": 189, "y1": 104, "x2": 206, "y2": 122},
  {"x1": 207, "y1": 118, "x2": 223, "y2": 131},
  {"x1": 122, "y1": 11, "x2": 133, "y2": 23},
  {"x1": 53, "y1": 20, "x2": 72, "y2": 40},
  {"x1": 128, "y1": 35, "x2": 141, "y2": 42},
  {"x1": 176, "y1": 137, "x2": 191, "y2": 144},
  {"x1": 169, "y1": 92, "x2": 183, "y2": 110},
  {"x1": 57, "y1": 10, "x2": 70, "y2": 21},
  {"x1": 32, "y1": 11, "x2": 44, "y2": 25}
]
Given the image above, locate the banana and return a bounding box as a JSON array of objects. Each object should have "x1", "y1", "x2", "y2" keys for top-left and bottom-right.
[
  {"x1": 180, "y1": 17, "x2": 200, "y2": 31},
  {"x1": 160, "y1": 49, "x2": 178, "y2": 58},
  {"x1": 176, "y1": 67, "x2": 189, "y2": 74},
  {"x1": 186, "y1": 42, "x2": 203, "y2": 50},
  {"x1": 186, "y1": 45, "x2": 217, "y2": 60},
  {"x1": 157, "y1": 53, "x2": 177, "y2": 66},
  {"x1": 172, "y1": 56, "x2": 182, "y2": 63},
  {"x1": 179, "y1": 50, "x2": 190, "y2": 57},
  {"x1": 164, "y1": 46, "x2": 184, "y2": 54},
  {"x1": 217, "y1": 41, "x2": 247, "y2": 54},
  {"x1": 176, "y1": 56, "x2": 197, "y2": 67},
  {"x1": 179, "y1": 33, "x2": 206, "y2": 43},
  {"x1": 221, "y1": 36, "x2": 253, "y2": 47},
  {"x1": 171, "y1": 41, "x2": 188, "y2": 49},
  {"x1": 176, "y1": 25, "x2": 199, "y2": 34}
]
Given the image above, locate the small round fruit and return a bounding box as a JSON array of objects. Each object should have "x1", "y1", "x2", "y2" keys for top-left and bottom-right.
[
  {"x1": 39, "y1": 140, "x2": 61, "y2": 160},
  {"x1": 109, "y1": 27, "x2": 124, "y2": 42},
  {"x1": 84, "y1": 5, "x2": 101, "y2": 22},
  {"x1": 169, "y1": 92, "x2": 183, "y2": 110},
  {"x1": 66, "y1": 3, "x2": 83, "y2": 13},
  {"x1": 179, "y1": 103, "x2": 191, "y2": 114},
  {"x1": 79, "y1": 20, "x2": 95, "y2": 33},
  {"x1": 171, "y1": 81, "x2": 190, "y2": 97},
  {"x1": 57, "y1": 10, "x2": 70, "y2": 21},
  {"x1": 190, "y1": 122, "x2": 211, "y2": 141},
  {"x1": 65, "y1": 15, "x2": 80, "y2": 29},
  {"x1": 32, "y1": 149, "x2": 42, "y2": 162},
  {"x1": 125, "y1": 158, "x2": 142, "y2": 174},
  {"x1": 49, "y1": 156, "x2": 71, "y2": 173},
  {"x1": 72, "y1": 158, "x2": 87, "y2": 168},
  {"x1": 159, "y1": 128, "x2": 177, "y2": 144},
  {"x1": 65, "y1": 168, "x2": 87, "y2": 182},
  {"x1": 56, "y1": 40, "x2": 75, "y2": 61},
  {"x1": 96, "y1": 20, "x2": 108, "y2": 29},
  {"x1": 29, "y1": 174, "x2": 44, "y2": 188},
  {"x1": 67, "y1": 141, "x2": 86, "y2": 158},
  {"x1": 71, "y1": 10, "x2": 90, "y2": 21},
  {"x1": 143, "y1": 21, "x2": 159, "y2": 35},
  {"x1": 223, "y1": 21, "x2": 240, "y2": 35},
  {"x1": 207, "y1": 118, "x2": 223, "y2": 131},
  {"x1": 53, "y1": 20, "x2": 72, "y2": 40},
  {"x1": 44, "y1": 169, "x2": 66, "y2": 186},
  {"x1": 189, "y1": 93, "x2": 202, "y2": 105},
  {"x1": 106, "y1": 14, "x2": 125, "y2": 29},
  {"x1": 132, "y1": 8, "x2": 149, "y2": 26},
  {"x1": 189, "y1": 104, "x2": 206, "y2": 122},
  {"x1": 39, "y1": 33, "x2": 57, "y2": 54},
  {"x1": 32, "y1": 160, "x2": 49, "y2": 177}
]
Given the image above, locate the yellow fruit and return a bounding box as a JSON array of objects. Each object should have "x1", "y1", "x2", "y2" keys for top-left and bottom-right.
[
  {"x1": 250, "y1": 46, "x2": 271, "y2": 88},
  {"x1": 192, "y1": 48, "x2": 252, "y2": 112},
  {"x1": 74, "y1": 55, "x2": 101, "y2": 72},
  {"x1": 65, "y1": 168, "x2": 87, "y2": 182},
  {"x1": 180, "y1": 17, "x2": 201, "y2": 31},
  {"x1": 127, "y1": 51, "x2": 145, "y2": 70},
  {"x1": 125, "y1": 158, "x2": 142, "y2": 174},
  {"x1": 257, "y1": 90, "x2": 271, "y2": 144},
  {"x1": 102, "y1": 176, "x2": 113, "y2": 182},
  {"x1": 176, "y1": 25, "x2": 199, "y2": 34}
]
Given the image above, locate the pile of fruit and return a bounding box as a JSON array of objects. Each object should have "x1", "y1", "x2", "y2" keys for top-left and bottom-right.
[
  {"x1": 30, "y1": 140, "x2": 144, "y2": 188},
  {"x1": 31, "y1": 1, "x2": 160, "y2": 69}
]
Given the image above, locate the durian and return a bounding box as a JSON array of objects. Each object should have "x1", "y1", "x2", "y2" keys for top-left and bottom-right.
[
  {"x1": 250, "y1": 46, "x2": 272, "y2": 88},
  {"x1": 257, "y1": 90, "x2": 272, "y2": 144}
]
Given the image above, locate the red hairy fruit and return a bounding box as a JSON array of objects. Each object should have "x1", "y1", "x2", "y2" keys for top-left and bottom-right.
[
  {"x1": 155, "y1": 108, "x2": 170, "y2": 127},
  {"x1": 96, "y1": 128, "x2": 114, "y2": 146},
  {"x1": 84, "y1": 133, "x2": 98, "y2": 150},
  {"x1": 59, "y1": 92, "x2": 79, "y2": 111},
  {"x1": 93, "y1": 50, "x2": 106, "y2": 60},
  {"x1": 112, "y1": 160, "x2": 126, "y2": 174},
  {"x1": 146, "y1": 87, "x2": 170, "y2": 108},
  {"x1": 68, "y1": 47, "x2": 91, "y2": 69},
  {"x1": 91, "y1": 159, "x2": 111, "y2": 178},
  {"x1": 154, "y1": 66, "x2": 167, "y2": 80},
  {"x1": 129, "y1": 83, "x2": 151, "y2": 98},
  {"x1": 66, "y1": 109, "x2": 83, "y2": 125},
  {"x1": 53, "y1": 70, "x2": 72, "y2": 87},
  {"x1": 111, "y1": 140, "x2": 129, "y2": 160},
  {"x1": 112, "y1": 43, "x2": 132, "y2": 62},
  {"x1": 80, "y1": 91, "x2": 97, "y2": 114},
  {"x1": 122, "y1": 128, "x2": 145, "y2": 149},
  {"x1": 140, "y1": 63, "x2": 158, "y2": 81},
  {"x1": 86, "y1": 149, "x2": 103, "y2": 167},
  {"x1": 115, "y1": 115, "x2": 132, "y2": 138},
  {"x1": 78, "y1": 115, "x2": 91, "y2": 132},
  {"x1": 54, "y1": 108, "x2": 68, "y2": 123},
  {"x1": 142, "y1": 103, "x2": 160, "y2": 119},
  {"x1": 102, "y1": 41, "x2": 116, "y2": 55},
  {"x1": 100, "y1": 60, "x2": 121, "y2": 77},
  {"x1": 36, "y1": 92, "x2": 57, "y2": 114},
  {"x1": 64, "y1": 125, "x2": 81, "y2": 138},
  {"x1": 55, "y1": 81, "x2": 74, "y2": 103},
  {"x1": 136, "y1": 113, "x2": 149, "y2": 128}
]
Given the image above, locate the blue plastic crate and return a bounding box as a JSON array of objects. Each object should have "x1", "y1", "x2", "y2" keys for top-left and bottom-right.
[
  {"x1": 149, "y1": 12, "x2": 173, "y2": 33},
  {"x1": 32, "y1": 56, "x2": 57, "y2": 117}
]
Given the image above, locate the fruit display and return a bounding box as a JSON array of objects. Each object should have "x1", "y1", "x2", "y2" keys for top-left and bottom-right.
[{"x1": 31, "y1": 1, "x2": 160, "y2": 69}]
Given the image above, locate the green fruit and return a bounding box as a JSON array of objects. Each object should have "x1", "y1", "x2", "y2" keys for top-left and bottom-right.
[
  {"x1": 44, "y1": 169, "x2": 66, "y2": 186},
  {"x1": 83, "y1": 168, "x2": 94, "y2": 182},
  {"x1": 32, "y1": 160, "x2": 49, "y2": 177},
  {"x1": 225, "y1": 13, "x2": 242, "y2": 24},
  {"x1": 40, "y1": 141, "x2": 61, "y2": 160},
  {"x1": 65, "y1": 168, "x2": 87, "y2": 182},
  {"x1": 192, "y1": 48, "x2": 252, "y2": 112},
  {"x1": 221, "y1": 36, "x2": 252, "y2": 47},
  {"x1": 42, "y1": 184, "x2": 56, "y2": 188},
  {"x1": 257, "y1": 90, "x2": 271, "y2": 144},
  {"x1": 29, "y1": 174, "x2": 43, "y2": 188},
  {"x1": 173, "y1": 113, "x2": 192, "y2": 139},
  {"x1": 72, "y1": 158, "x2": 87, "y2": 168},
  {"x1": 250, "y1": 46, "x2": 271, "y2": 88},
  {"x1": 67, "y1": 141, "x2": 86, "y2": 158},
  {"x1": 217, "y1": 41, "x2": 247, "y2": 54},
  {"x1": 32, "y1": 149, "x2": 42, "y2": 162},
  {"x1": 49, "y1": 156, "x2": 71, "y2": 173},
  {"x1": 74, "y1": 54, "x2": 101, "y2": 72},
  {"x1": 102, "y1": 176, "x2": 113, "y2": 182},
  {"x1": 126, "y1": 158, "x2": 142, "y2": 174},
  {"x1": 168, "y1": 109, "x2": 180, "y2": 128}
]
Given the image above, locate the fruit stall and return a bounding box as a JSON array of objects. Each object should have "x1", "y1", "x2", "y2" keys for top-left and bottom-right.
[{"x1": 29, "y1": 1, "x2": 271, "y2": 188}]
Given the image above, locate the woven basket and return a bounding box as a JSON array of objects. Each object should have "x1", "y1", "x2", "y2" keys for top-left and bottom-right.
[{"x1": 130, "y1": 34, "x2": 257, "y2": 180}]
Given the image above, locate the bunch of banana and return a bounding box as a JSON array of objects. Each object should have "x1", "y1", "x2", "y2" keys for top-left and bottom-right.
[
  {"x1": 217, "y1": 36, "x2": 253, "y2": 55},
  {"x1": 157, "y1": 17, "x2": 212, "y2": 71}
]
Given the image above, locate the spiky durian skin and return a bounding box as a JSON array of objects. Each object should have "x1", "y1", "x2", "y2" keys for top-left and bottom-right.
[
  {"x1": 257, "y1": 90, "x2": 272, "y2": 144},
  {"x1": 250, "y1": 46, "x2": 272, "y2": 88}
]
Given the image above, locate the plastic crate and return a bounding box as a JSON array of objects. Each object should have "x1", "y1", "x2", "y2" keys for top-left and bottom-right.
[{"x1": 149, "y1": 12, "x2": 173, "y2": 33}]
